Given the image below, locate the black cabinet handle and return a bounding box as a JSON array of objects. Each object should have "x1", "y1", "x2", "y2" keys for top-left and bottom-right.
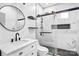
[
  {"x1": 32, "y1": 53, "x2": 34, "y2": 55},
  {"x1": 0, "y1": 50, "x2": 1, "y2": 56},
  {"x1": 19, "y1": 52, "x2": 23, "y2": 55},
  {"x1": 31, "y1": 45, "x2": 34, "y2": 48}
]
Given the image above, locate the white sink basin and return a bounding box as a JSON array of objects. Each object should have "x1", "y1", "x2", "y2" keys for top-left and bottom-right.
[
  {"x1": 1, "y1": 39, "x2": 37, "y2": 54},
  {"x1": 12, "y1": 40, "x2": 29, "y2": 45}
]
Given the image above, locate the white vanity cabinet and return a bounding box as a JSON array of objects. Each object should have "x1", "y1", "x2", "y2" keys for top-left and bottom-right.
[{"x1": 1, "y1": 39, "x2": 38, "y2": 56}]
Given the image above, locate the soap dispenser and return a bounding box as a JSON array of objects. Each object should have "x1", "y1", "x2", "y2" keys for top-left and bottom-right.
[
  {"x1": 19, "y1": 37, "x2": 21, "y2": 41},
  {"x1": 11, "y1": 39, "x2": 14, "y2": 43}
]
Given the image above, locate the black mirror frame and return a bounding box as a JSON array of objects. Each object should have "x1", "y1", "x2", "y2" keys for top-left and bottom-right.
[{"x1": 0, "y1": 5, "x2": 26, "y2": 32}]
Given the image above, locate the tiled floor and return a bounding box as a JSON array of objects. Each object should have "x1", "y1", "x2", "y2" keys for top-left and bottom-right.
[
  {"x1": 58, "y1": 49, "x2": 78, "y2": 56},
  {"x1": 46, "y1": 54, "x2": 52, "y2": 56},
  {"x1": 45, "y1": 46, "x2": 78, "y2": 56}
]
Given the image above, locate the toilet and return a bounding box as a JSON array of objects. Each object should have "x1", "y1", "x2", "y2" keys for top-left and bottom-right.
[
  {"x1": 37, "y1": 45, "x2": 48, "y2": 56},
  {"x1": 26, "y1": 38, "x2": 48, "y2": 56},
  {"x1": 37, "y1": 41, "x2": 48, "y2": 56}
]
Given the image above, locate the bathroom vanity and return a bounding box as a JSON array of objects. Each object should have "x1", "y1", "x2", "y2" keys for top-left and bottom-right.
[
  {"x1": 0, "y1": 4, "x2": 38, "y2": 56},
  {"x1": 0, "y1": 39, "x2": 38, "y2": 56}
]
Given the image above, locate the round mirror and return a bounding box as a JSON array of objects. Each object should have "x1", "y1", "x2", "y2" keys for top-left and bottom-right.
[{"x1": 0, "y1": 5, "x2": 25, "y2": 32}]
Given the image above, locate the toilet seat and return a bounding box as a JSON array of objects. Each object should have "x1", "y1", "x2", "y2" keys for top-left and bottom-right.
[
  {"x1": 37, "y1": 46, "x2": 48, "y2": 52},
  {"x1": 37, "y1": 46, "x2": 48, "y2": 56},
  {"x1": 31, "y1": 39, "x2": 48, "y2": 56}
]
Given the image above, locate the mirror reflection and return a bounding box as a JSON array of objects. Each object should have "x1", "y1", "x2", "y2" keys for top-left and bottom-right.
[{"x1": 0, "y1": 5, "x2": 25, "y2": 31}]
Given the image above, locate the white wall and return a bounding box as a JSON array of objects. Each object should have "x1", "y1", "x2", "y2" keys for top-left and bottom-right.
[{"x1": 36, "y1": 3, "x2": 79, "y2": 51}]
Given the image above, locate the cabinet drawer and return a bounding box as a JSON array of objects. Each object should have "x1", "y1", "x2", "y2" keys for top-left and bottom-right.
[
  {"x1": 8, "y1": 42, "x2": 37, "y2": 56},
  {"x1": 25, "y1": 50, "x2": 37, "y2": 56}
]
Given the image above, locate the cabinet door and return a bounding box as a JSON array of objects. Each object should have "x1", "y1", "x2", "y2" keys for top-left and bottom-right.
[
  {"x1": 7, "y1": 42, "x2": 37, "y2": 56},
  {"x1": 25, "y1": 50, "x2": 37, "y2": 56}
]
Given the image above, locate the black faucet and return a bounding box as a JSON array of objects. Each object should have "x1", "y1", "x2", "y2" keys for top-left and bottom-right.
[{"x1": 15, "y1": 33, "x2": 20, "y2": 41}]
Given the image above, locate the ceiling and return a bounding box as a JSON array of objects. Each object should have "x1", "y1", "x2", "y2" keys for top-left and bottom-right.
[{"x1": 39, "y1": 3, "x2": 61, "y2": 9}]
